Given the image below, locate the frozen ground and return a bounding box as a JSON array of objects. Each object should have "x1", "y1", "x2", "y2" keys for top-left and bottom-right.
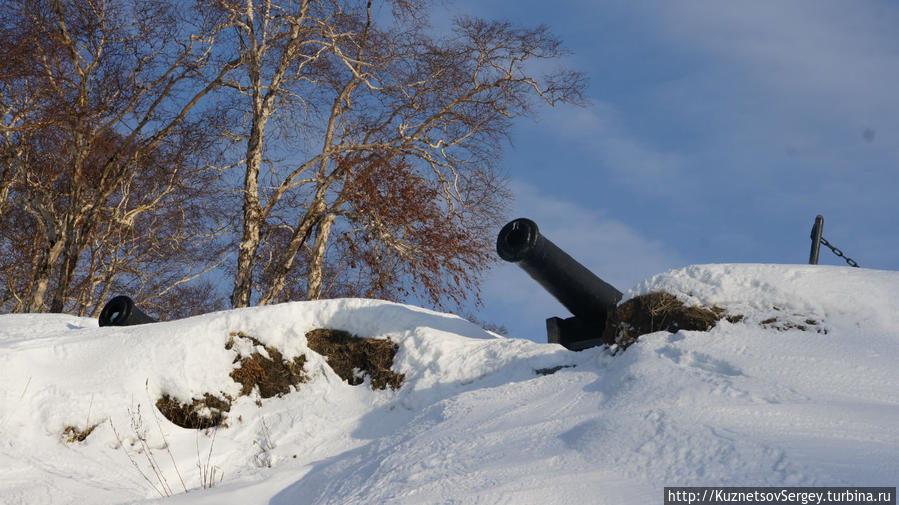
[{"x1": 1, "y1": 264, "x2": 897, "y2": 504}]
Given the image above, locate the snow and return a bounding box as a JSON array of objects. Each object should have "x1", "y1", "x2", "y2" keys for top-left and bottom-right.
[{"x1": 1, "y1": 263, "x2": 897, "y2": 504}]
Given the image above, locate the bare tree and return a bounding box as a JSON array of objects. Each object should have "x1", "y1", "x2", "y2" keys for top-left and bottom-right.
[
  {"x1": 0, "y1": 0, "x2": 237, "y2": 314},
  {"x1": 218, "y1": 0, "x2": 585, "y2": 309},
  {"x1": 1, "y1": 0, "x2": 585, "y2": 317}
]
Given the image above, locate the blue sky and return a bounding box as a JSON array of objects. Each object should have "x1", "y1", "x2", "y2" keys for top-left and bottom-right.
[{"x1": 453, "y1": 1, "x2": 899, "y2": 341}]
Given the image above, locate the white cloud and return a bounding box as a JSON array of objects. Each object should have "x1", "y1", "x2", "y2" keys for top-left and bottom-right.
[
  {"x1": 525, "y1": 103, "x2": 689, "y2": 195},
  {"x1": 655, "y1": 1, "x2": 899, "y2": 111},
  {"x1": 647, "y1": 0, "x2": 899, "y2": 158}
]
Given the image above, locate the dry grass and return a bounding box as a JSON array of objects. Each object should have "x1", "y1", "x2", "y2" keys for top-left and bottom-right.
[
  {"x1": 603, "y1": 292, "x2": 731, "y2": 350},
  {"x1": 153, "y1": 332, "x2": 310, "y2": 429},
  {"x1": 227, "y1": 332, "x2": 308, "y2": 398},
  {"x1": 109, "y1": 403, "x2": 189, "y2": 498},
  {"x1": 306, "y1": 328, "x2": 404, "y2": 390},
  {"x1": 151, "y1": 328, "x2": 403, "y2": 434},
  {"x1": 62, "y1": 422, "x2": 101, "y2": 443},
  {"x1": 111, "y1": 393, "x2": 223, "y2": 498},
  {"x1": 155, "y1": 393, "x2": 232, "y2": 430},
  {"x1": 62, "y1": 394, "x2": 102, "y2": 444}
]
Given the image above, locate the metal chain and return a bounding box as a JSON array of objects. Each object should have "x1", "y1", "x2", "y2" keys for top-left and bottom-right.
[{"x1": 819, "y1": 237, "x2": 860, "y2": 267}]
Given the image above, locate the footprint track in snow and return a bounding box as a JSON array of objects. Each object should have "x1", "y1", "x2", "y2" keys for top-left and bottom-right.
[{"x1": 656, "y1": 345, "x2": 743, "y2": 377}]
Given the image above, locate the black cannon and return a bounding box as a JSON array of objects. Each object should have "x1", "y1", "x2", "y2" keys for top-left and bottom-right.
[
  {"x1": 98, "y1": 295, "x2": 157, "y2": 327},
  {"x1": 496, "y1": 218, "x2": 622, "y2": 350}
]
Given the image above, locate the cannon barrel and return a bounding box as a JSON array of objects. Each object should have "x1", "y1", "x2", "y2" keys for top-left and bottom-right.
[
  {"x1": 497, "y1": 218, "x2": 622, "y2": 349},
  {"x1": 98, "y1": 295, "x2": 157, "y2": 327}
]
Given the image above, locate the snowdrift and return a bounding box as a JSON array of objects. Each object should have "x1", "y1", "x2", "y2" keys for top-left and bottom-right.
[{"x1": 1, "y1": 264, "x2": 897, "y2": 504}]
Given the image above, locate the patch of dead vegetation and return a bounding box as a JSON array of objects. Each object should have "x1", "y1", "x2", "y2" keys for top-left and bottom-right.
[
  {"x1": 226, "y1": 332, "x2": 308, "y2": 398},
  {"x1": 602, "y1": 292, "x2": 735, "y2": 350},
  {"x1": 600, "y1": 292, "x2": 829, "y2": 351},
  {"x1": 155, "y1": 393, "x2": 232, "y2": 430},
  {"x1": 305, "y1": 328, "x2": 404, "y2": 390},
  {"x1": 62, "y1": 422, "x2": 102, "y2": 443},
  {"x1": 155, "y1": 332, "x2": 310, "y2": 429}
]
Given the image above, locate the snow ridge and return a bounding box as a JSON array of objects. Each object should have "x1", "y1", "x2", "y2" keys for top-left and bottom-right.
[{"x1": 1, "y1": 264, "x2": 897, "y2": 504}]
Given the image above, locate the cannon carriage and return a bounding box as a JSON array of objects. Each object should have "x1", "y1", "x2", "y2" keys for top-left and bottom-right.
[{"x1": 497, "y1": 218, "x2": 622, "y2": 350}]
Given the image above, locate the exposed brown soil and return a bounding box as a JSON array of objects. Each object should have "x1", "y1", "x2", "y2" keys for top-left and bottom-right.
[
  {"x1": 227, "y1": 332, "x2": 309, "y2": 398},
  {"x1": 155, "y1": 393, "x2": 232, "y2": 430},
  {"x1": 305, "y1": 328, "x2": 404, "y2": 390},
  {"x1": 602, "y1": 292, "x2": 731, "y2": 350}
]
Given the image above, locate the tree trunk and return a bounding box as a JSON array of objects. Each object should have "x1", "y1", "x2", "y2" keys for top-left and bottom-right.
[
  {"x1": 48, "y1": 249, "x2": 76, "y2": 313},
  {"x1": 48, "y1": 234, "x2": 86, "y2": 313},
  {"x1": 25, "y1": 238, "x2": 65, "y2": 312},
  {"x1": 230, "y1": 115, "x2": 266, "y2": 308},
  {"x1": 306, "y1": 214, "x2": 335, "y2": 300},
  {"x1": 256, "y1": 211, "x2": 317, "y2": 306},
  {"x1": 257, "y1": 186, "x2": 332, "y2": 306}
]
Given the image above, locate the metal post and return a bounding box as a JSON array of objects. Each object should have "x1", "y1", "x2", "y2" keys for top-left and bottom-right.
[{"x1": 809, "y1": 215, "x2": 823, "y2": 265}]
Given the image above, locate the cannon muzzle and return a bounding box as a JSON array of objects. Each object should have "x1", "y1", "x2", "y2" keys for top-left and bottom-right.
[
  {"x1": 497, "y1": 218, "x2": 622, "y2": 350},
  {"x1": 99, "y1": 295, "x2": 157, "y2": 327}
]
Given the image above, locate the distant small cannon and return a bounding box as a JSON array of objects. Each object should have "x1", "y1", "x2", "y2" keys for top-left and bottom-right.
[
  {"x1": 496, "y1": 218, "x2": 622, "y2": 350},
  {"x1": 98, "y1": 295, "x2": 157, "y2": 327}
]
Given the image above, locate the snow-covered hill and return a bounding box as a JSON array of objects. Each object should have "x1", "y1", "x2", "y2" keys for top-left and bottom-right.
[{"x1": 1, "y1": 264, "x2": 897, "y2": 504}]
